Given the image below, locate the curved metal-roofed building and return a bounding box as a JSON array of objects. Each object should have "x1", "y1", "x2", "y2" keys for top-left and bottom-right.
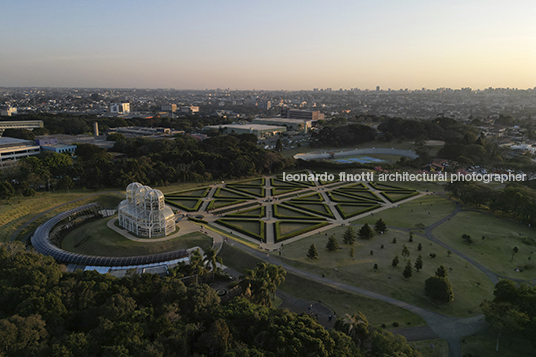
[
  {"x1": 31, "y1": 203, "x2": 189, "y2": 267},
  {"x1": 118, "y1": 183, "x2": 175, "y2": 238}
]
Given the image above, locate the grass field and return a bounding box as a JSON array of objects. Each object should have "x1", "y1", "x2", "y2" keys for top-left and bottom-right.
[
  {"x1": 218, "y1": 244, "x2": 426, "y2": 328},
  {"x1": 0, "y1": 190, "x2": 123, "y2": 243},
  {"x1": 277, "y1": 227, "x2": 494, "y2": 317},
  {"x1": 433, "y1": 211, "x2": 536, "y2": 280},
  {"x1": 408, "y1": 339, "x2": 449, "y2": 357},
  {"x1": 61, "y1": 217, "x2": 212, "y2": 256},
  {"x1": 461, "y1": 329, "x2": 535, "y2": 357},
  {"x1": 354, "y1": 195, "x2": 456, "y2": 228},
  {"x1": 275, "y1": 221, "x2": 330, "y2": 242}
]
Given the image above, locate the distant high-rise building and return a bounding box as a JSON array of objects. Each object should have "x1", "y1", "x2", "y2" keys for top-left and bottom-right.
[
  {"x1": 258, "y1": 101, "x2": 271, "y2": 110},
  {"x1": 180, "y1": 106, "x2": 199, "y2": 114},
  {"x1": 110, "y1": 102, "x2": 130, "y2": 114},
  {"x1": 0, "y1": 106, "x2": 17, "y2": 116},
  {"x1": 280, "y1": 108, "x2": 324, "y2": 121},
  {"x1": 376, "y1": 86, "x2": 380, "y2": 92},
  {"x1": 161, "y1": 104, "x2": 177, "y2": 112}
]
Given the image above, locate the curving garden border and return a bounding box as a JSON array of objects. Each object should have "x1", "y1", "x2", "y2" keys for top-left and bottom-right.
[{"x1": 31, "y1": 203, "x2": 188, "y2": 267}]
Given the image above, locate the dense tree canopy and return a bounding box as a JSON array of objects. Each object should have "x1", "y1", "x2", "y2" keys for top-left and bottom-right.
[
  {"x1": 0, "y1": 243, "x2": 421, "y2": 357},
  {"x1": 310, "y1": 124, "x2": 376, "y2": 147}
]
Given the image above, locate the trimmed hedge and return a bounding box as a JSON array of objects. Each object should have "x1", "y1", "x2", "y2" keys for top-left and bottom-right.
[
  {"x1": 272, "y1": 204, "x2": 325, "y2": 220},
  {"x1": 214, "y1": 187, "x2": 252, "y2": 199},
  {"x1": 274, "y1": 220, "x2": 330, "y2": 242},
  {"x1": 293, "y1": 192, "x2": 324, "y2": 202},
  {"x1": 335, "y1": 203, "x2": 381, "y2": 219},
  {"x1": 225, "y1": 205, "x2": 265, "y2": 218},
  {"x1": 165, "y1": 198, "x2": 202, "y2": 212},
  {"x1": 207, "y1": 199, "x2": 247, "y2": 210},
  {"x1": 212, "y1": 201, "x2": 259, "y2": 214},
  {"x1": 283, "y1": 201, "x2": 335, "y2": 219},
  {"x1": 271, "y1": 186, "x2": 304, "y2": 196},
  {"x1": 380, "y1": 191, "x2": 419, "y2": 203},
  {"x1": 226, "y1": 185, "x2": 265, "y2": 198},
  {"x1": 166, "y1": 187, "x2": 210, "y2": 198},
  {"x1": 215, "y1": 218, "x2": 265, "y2": 241},
  {"x1": 328, "y1": 190, "x2": 381, "y2": 203}
]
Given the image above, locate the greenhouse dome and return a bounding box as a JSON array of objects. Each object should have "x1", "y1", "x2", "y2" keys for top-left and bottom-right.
[{"x1": 118, "y1": 183, "x2": 175, "y2": 238}]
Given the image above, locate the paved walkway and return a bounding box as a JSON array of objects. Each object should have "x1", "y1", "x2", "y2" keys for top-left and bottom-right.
[{"x1": 224, "y1": 237, "x2": 488, "y2": 357}]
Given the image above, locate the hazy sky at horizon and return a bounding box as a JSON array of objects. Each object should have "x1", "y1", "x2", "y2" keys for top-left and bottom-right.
[{"x1": 1, "y1": 0, "x2": 535, "y2": 90}]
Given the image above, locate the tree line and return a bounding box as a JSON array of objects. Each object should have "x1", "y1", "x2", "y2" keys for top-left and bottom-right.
[
  {"x1": 446, "y1": 182, "x2": 536, "y2": 225},
  {"x1": 0, "y1": 242, "x2": 422, "y2": 357},
  {"x1": 1, "y1": 134, "x2": 295, "y2": 192}
]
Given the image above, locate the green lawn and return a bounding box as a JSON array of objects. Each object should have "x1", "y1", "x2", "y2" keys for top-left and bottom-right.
[
  {"x1": 1, "y1": 191, "x2": 123, "y2": 243},
  {"x1": 218, "y1": 244, "x2": 426, "y2": 328},
  {"x1": 461, "y1": 329, "x2": 535, "y2": 357},
  {"x1": 219, "y1": 219, "x2": 261, "y2": 235},
  {"x1": 408, "y1": 339, "x2": 449, "y2": 357},
  {"x1": 208, "y1": 199, "x2": 247, "y2": 210},
  {"x1": 226, "y1": 186, "x2": 265, "y2": 198},
  {"x1": 275, "y1": 221, "x2": 330, "y2": 241},
  {"x1": 277, "y1": 227, "x2": 494, "y2": 317},
  {"x1": 61, "y1": 217, "x2": 212, "y2": 256},
  {"x1": 354, "y1": 195, "x2": 456, "y2": 228},
  {"x1": 166, "y1": 187, "x2": 209, "y2": 197},
  {"x1": 215, "y1": 187, "x2": 252, "y2": 199},
  {"x1": 433, "y1": 211, "x2": 536, "y2": 280},
  {"x1": 336, "y1": 203, "x2": 380, "y2": 219},
  {"x1": 165, "y1": 198, "x2": 202, "y2": 211},
  {"x1": 215, "y1": 218, "x2": 265, "y2": 241},
  {"x1": 272, "y1": 187, "x2": 305, "y2": 196}
]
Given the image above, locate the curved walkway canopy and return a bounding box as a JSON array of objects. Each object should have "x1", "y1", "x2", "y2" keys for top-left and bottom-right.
[{"x1": 31, "y1": 204, "x2": 188, "y2": 267}]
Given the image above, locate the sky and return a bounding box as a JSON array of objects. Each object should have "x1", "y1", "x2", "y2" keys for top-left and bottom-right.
[{"x1": 1, "y1": 0, "x2": 535, "y2": 90}]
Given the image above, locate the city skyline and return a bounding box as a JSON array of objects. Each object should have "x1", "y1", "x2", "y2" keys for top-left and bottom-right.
[{"x1": 1, "y1": 0, "x2": 535, "y2": 90}]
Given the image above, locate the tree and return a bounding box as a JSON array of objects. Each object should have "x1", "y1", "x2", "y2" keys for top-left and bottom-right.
[
  {"x1": 392, "y1": 237, "x2": 397, "y2": 244},
  {"x1": 349, "y1": 247, "x2": 355, "y2": 258},
  {"x1": 373, "y1": 263, "x2": 378, "y2": 271},
  {"x1": 106, "y1": 133, "x2": 126, "y2": 142},
  {"x1": 307, "y1": 244, "x2": 319, "y2": 260},
  {"x1": 414, "y1": 255, "x2": 423, "y2": 272},
  {"x1": 266, "y1": 264, "x2": 286, "y2": 300},
  {"x1": 358, "y1": 224, "x2": 375, "y2": 240},
  {"x1": 391, "y1": 255, "x2": 399, "y2": 268},
  {"x1": 374, "y1": 218, "x2": 387, "y2": 234},
  {"x1": 435, "y1": 265, "x2": 448, "y2": 278},
  {"x1": 343, "y1": 226, "x2": 356, "y2": 245},
  {"x1": 401, "y1": 246, "x2": 410, "y2": 258},
  {"x1": 511, "y1": 246, "x2": 519, "y2": 261},
  {"x1": 57, "y1": 175, "x2": 74, "y2": 193},
  {"x1": 275, "y1": 137, "x2": 283, "y2": 152},
  {"x1": 0, "y1": 181, "x2": 15, "y2": 203},
  {"x1": 409, "y1": 231, "x2": 414, "y2": 242},
  {"x1": 462, "y1": 234, "x2": 472, "y2": 244},
  {"x1": 403, "y1": 260, "x2": 413, "y2": 279},
  {"x1": 417, "y1": 243, "x2": 422, "y2": 251},
  {"x1": 326, "y1": 236, "x2": 339, "y2": 252},
  {"x1": 425, "y1": 276, "x2": 454, "y2": 303},
  {"x1": 481, "y1": 280, "x2": 536, "y2": 351},
  {"x1": 203, "y1": 248, "x2": 223, "y2": 282}
]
